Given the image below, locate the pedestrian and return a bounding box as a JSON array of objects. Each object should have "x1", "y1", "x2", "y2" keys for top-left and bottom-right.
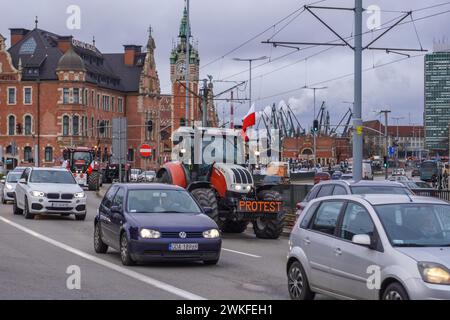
[{"x1": 431, "y1": 174, "x2": 437, "y2": 189}]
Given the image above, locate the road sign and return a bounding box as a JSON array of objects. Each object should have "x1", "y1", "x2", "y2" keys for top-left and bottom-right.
[
  {"x1": 139, "y1": 144, "x2": 152, "y2": 158},
  {"x1": 388, "y1": 146, "x2": 395, "y2": 157},
  {"x1": 111, "y1": 117, "x2": 127, "y2": 165}
]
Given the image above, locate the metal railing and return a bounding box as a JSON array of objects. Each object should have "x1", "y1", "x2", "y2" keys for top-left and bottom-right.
[{"x1": 411, "y1": 189, "x2": 450, "y2": 202}]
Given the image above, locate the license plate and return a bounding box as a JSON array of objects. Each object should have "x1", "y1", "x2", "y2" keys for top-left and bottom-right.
[
  {"x1": 169, "y1": 243, "x2": 199, "y2": 251},
  {"x1": 52, "y1": 203, "x2": 69, "y2": 208}
]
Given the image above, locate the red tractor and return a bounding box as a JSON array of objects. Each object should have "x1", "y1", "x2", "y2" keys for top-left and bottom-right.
[
  {"x1": 156, "y1": 127, "x2": 285, "y2": 239},
  {"x1": 62, "y1": 147, "x2": 102, "y2": 191}
]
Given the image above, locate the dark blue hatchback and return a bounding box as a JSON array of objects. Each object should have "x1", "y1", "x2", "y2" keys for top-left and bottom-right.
[{"x1": 94, "y1": 183, "x2": 221, "y2": 265}]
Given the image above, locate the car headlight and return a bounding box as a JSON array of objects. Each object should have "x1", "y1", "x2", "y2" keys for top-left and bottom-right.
[
  {"x1": 74, "y1": 192, "x2": 85, "y2": 198},
  {"x1": 140, "y1": 229, "x2": 161, "y2": 239},
  {"x1": 418, "y1": 262, "x2": 450, "y2": 285},
  {"x1": 30, "y1": 191, "x2": 45, "y2": 197},
  {"x1": 203, "y1": 229, "x2": 220, "y2": 239},
  {"x1": 234, "y1": 184, "x2": 242, "y2": 191},
  {"x1": 5, "y1": 183, "x2": 13, "y2": 190}
]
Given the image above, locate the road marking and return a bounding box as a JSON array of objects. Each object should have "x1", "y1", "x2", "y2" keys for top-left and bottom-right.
[
  {"x1": 223, "y1": 248, "x2": 261, "y2": 258},
  {"x1": 0, "y1": 216, "x2": 206, "y2": 300}
]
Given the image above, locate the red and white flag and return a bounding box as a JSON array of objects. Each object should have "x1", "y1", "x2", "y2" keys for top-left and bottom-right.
[{"x1": 241, "y1": 104, "x2": 256, "y2": 141}]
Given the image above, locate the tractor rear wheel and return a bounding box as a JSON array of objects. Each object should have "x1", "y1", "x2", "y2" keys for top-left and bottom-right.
[
  {"x1": 88, "y1": 171, "x2": 100, "y2": 191},
  {"x1": 222, "y1": 220, "x2": 249, "y2": 233},
  {"x1": 191, "y1": 188, "x2": 222, "y2": 229},
  {"x1": 253, "y1": 190, "x2": 284, "y2": 239}
]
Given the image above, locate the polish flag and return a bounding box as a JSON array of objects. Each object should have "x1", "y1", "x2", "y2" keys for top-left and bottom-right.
[{"x1": 241, "y1": 104, "x2": 256, "y2": 141}]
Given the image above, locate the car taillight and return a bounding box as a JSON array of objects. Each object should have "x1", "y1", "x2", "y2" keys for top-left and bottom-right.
[{"x1": 296, "y1": 202, "x2": 303, "y2": 210}]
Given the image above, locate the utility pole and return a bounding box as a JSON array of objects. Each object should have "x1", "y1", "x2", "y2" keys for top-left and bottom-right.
[
  {"x1": 230, "y1": 90, "x2": 234, "y2": 129},
  {"x1": 263, "y1": 1, "x2": 427, "y2": 181},
  {"x1": 202, "y1": 78, "x2": 208, "y2": 126},
  {"x1": 305, "y1": 86, "x2": 327, "y2": 167},
  {"x1": 379, "y1": 109, "x2": 391, "y2": 179},
  {"x1": 392, "y1": 116, "x2": 404, "y2": 165},
  {"x1": 185, "y1": 0, "x2": 190, "y2": 126}
]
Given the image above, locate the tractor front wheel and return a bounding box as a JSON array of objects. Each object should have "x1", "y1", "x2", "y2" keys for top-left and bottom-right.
[
  {"x1": 191, "y1": 188, "x2": 223, "y2": 230},
  {"x1": 222, "y1": 220, "x2": 249, "y2": 233},
  {"x1": 253, "y1": 190, "x2": 284, "y2": 239},
  {"x1": 88, "y1": 171, "x2": 100, "y2": 191}
]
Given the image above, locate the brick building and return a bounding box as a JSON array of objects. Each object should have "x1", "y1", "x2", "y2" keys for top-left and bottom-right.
[{"x1": 0, "y1": 6, "x2": 218, "y2": 171}]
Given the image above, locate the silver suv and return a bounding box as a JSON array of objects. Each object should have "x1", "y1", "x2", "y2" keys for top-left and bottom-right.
[{"x1": 288, "y1": 194, "x2": 450, "y2": 300}]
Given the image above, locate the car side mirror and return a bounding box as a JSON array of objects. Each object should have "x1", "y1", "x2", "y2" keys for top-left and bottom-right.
[
  {"x1": 19, "y1": 178, "x2": 27, "y2": 184},
  {"x1": 110, "y1": 205, "x2": 122, "y2": 214},
  {"x1": 352, "y1": 234, "x2": 372, "y2": 247},
  {"x1": 203, "y1": 207, "x2": 213, "y2": 215}
]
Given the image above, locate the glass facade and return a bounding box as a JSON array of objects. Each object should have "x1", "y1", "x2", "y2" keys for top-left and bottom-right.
[{"x1": 424, "y1": 51, "x2": 450, "y2": 153}]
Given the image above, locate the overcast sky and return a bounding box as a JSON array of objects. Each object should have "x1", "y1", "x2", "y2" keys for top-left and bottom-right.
[{"x1": 1, "y1": 0, "x2": 449, "y2": 130}]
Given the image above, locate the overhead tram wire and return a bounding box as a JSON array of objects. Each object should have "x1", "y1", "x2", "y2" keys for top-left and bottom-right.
[{"x1": 200, "y1": 0, "x2": 329, "y2": 70}]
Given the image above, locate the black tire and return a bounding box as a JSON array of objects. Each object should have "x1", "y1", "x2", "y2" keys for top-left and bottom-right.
[
  {"x1": 253, "y1": 190, "x2": 284, "y2": 239},
  {"x1": 203, "y1": 258, "x2": 219, "y2": 265},
  {"x1": 75, "y1": 213, "x2": 86, "y2": 221},
  {"x1": 382, "y1": 282, "x2": 409, "y2": 300},
  {"x1": 222, "y1": 220, "x2": 249, "y2": 233},
  {"x1": 23, "y1": 197, "x2": 34, "y2": 220},
  {"x1": 288, "y1": 261, "x2": 315, "y2": 300},
  {"x1": 120, "y1": 233, "x2": 135, "y2": 266},
  {"x1": 2, "y1": 197, "x2": 6, "y2": 204},
  {"x1": 13, "y1": 195, "x2": 23, "y2": 215},
  {"x1": 88, "y1": 171, "x2": 100, "y2": 191},
  {"x1": 94, "y1": 223, "x2": 108, "y2": 254},
  {"x1": 190, "y1": 188, "x2": 223, "y2": 229}
]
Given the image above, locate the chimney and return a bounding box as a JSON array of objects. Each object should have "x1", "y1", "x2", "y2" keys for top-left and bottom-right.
[
  {"x1": 57, "y1": 36, "x2": 73, "y2": 54},
  {"x1": 9, "y1": 28, "x2": 30, "y2": 46},
  {"x1": 123, "y1": 45, "x2": 142, "y2": 66}
]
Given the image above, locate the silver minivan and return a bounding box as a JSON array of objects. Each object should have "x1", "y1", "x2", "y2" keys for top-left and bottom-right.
[{"x1": 288, "y1": 194, "x2": 450, "y2": 300}]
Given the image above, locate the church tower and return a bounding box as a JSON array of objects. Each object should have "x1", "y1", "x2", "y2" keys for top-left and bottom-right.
[{"x1": 170, "y1": 3, "x2": 200, "y2": 131}]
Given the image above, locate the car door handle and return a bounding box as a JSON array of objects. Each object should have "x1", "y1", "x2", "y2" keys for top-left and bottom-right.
[
  {"x1": 334, "y1": 248, "x2": 342, "y2": 256},
  {"x1": 303, "y1": 237, "x2": 311, "y2": 245}
]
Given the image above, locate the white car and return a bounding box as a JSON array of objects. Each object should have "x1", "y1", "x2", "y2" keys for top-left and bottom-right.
[
  {"x1": 1, "y1": 171, "x2": 24, "y2": 204},
  {"x1": 14, "y1": 167, "x2": 87, "y2": 220}
]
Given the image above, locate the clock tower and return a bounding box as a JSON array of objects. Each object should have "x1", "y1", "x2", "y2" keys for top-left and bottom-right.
[{"x1": 170, "y1": 4, "x2": 200, "y2": 131}]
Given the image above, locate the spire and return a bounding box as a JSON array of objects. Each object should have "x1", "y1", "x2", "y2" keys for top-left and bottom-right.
[
  {"x1": 179, "y1": 2, "x2": 190, "y2": 39},
  {"x1": 147, "y1": 25, "x2": 156, "y2": 51},
  {"x1": 35, "y1": 16, "x2": 38, "y2": 29}
]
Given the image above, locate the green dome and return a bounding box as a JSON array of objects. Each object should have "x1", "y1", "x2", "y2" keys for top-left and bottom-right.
[{"x1": 56, "y1": 46, "x2": 85, "y2": 72}]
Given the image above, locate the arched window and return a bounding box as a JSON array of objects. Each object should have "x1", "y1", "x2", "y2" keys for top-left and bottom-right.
[
  {"x1": 24, "y1": 115, "x2": 32, "y2": 135},
  {"x1": 63, "y1": 115, "x2": 70, "y2": 136},
  {"x1": 8, "y1": 115, "x2": 15, "y2": 135},
  {"x1": 73, "y1": 115, "x2": 79, "y2": 136},
  {"x1": 45, "y1": 147, "x2": 53, "y2": 162},
  {"x1": 6, "y1": 145, "x2": 12, "y2": 154},
  {"x1": 24, "y1": 146, "x2": 32, "y2": 163}
]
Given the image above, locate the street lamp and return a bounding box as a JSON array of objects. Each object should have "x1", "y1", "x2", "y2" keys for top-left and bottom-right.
[{"x1": 304, "y1": 86, "x2": 327, "y2": 167}]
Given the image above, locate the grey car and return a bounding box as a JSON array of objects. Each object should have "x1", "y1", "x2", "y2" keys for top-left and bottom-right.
[{"x1": 288, "y1": 194, "x2": 450, "y2": 300}]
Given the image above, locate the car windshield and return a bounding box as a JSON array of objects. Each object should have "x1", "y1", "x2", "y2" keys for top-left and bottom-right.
[
  {"x1": 127, "y1": 190, "x2": 202, "y2": 214},
  {"x1": 29, "y1": 170, "x2": 76, "y2": 184},
  {"x1": 72, "y1": 151, "x2": 92, "y2": 163},
  {"x1": 351, "y1": 186, "x2": 411, "y2": 195},
  {"x1": 145, "y1": 171, "x2": 155, "y2": 176},
  {"x1": 375, "y1": 204, "x2": 450, "y2": 247},
  {"x1": 131, "y1": 169, "x2": 141, "y2": 174},
  {"x1": 7, "y1": 173, "x2": 22, "y2": 182}
]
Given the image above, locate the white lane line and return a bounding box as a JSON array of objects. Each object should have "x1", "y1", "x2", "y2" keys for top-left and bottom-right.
[
  {"x1": 0, "y1": 216, "x2": 206, "y2": 300},
  {"x1": 222, "y1": 248, "x2": 261, "y2": 258}
]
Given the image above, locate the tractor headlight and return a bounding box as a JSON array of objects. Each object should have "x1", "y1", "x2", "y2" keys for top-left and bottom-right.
[
  {"x1": 246, "y1": 185, "x2": 252, "y2": 191},
  {"x1": 203, "y1": 229, "x2": 220, "y2": 239},
  {"x1": 234, "y1": 185, "x2": 242, "y2": 191},
  {"x1": 30, "y1": 191, "x2": 45, "y2": 197},
  {"x1": 74, "y1": 192, "x2": 85, "y2": 198},
  {"x1": 140, "y1": 229, "x2": 161, "y2": 239}
]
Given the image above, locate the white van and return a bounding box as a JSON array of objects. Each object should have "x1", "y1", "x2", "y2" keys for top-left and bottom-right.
[{"x1": 362, "y1": 161, "x2": 373, "y2": 180}]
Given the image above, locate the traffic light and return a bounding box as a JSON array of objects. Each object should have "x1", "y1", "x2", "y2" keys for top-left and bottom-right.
[
  {"x1": 313, "y1": 120, "x2": 319, "y2": 132},
  {"x1": 383, "y1": 156, "x2": 388, "y2": 168},
  {"x1": 147, "y1": 120, "x2": 153, "y2": 133}
]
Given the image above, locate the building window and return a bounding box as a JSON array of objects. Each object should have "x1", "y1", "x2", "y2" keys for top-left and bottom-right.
[
  {"x1": 8, "y1": 115, "x2": 15, "y2": 135},
  {"x1": 84, "y1": 89, "x2": 88, "y2": 106},
  {"x1": 91, "y1": 117, "x2": 95, "y2": 137},
  {"x1": 63, "y1": 88, "x2": 70, "y2": 104},
  {"x1": 73, "y1": 88, "x2": 80, "y2": 104},
  {"x1": 118, "y1": 98, "x2": 123, "y2": 113},
  {"x1": 63, "y1": 115, "x2": 70, "y2": 136},
  {"x1": 45, "y1": 147, "x2": 53, "y2": 162},
  {"x1": 111, "y1": 97, "x2": 115, "y2": 112},
  {"x1": 24, "y1": 87, "x2": 32, "y2": 104},
  {"x1": 83, "y1": 116, "x2": 88, "y2": 137},
  {"x1": 24, "y1": 146, "x2": 32, "y2": 163},
  {"x1": 73, "y1": 115, "x2": 79, "y2": 136},
  {"x1": 8, "y1": 88, "x2": 16, "y2": 105},
  {"x1": 128, "y1": 149, "x2": 135, "y2": 162},
  {"x1": 24, "y1": 115, "x2": 32, "y2": 135},
  {"x1": 97, "y1": 94, "x2": 100, "y2": 109}
]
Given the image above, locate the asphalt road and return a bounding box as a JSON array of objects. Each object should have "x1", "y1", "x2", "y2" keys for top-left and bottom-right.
[{"x1": 0, "y1": 188, "x2": 299, "y2": 300}]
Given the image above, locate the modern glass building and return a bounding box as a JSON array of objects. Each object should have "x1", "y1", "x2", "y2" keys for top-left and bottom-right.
[{"x1": 424, "y1": 48, "x2": 450, "y2": 154}]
